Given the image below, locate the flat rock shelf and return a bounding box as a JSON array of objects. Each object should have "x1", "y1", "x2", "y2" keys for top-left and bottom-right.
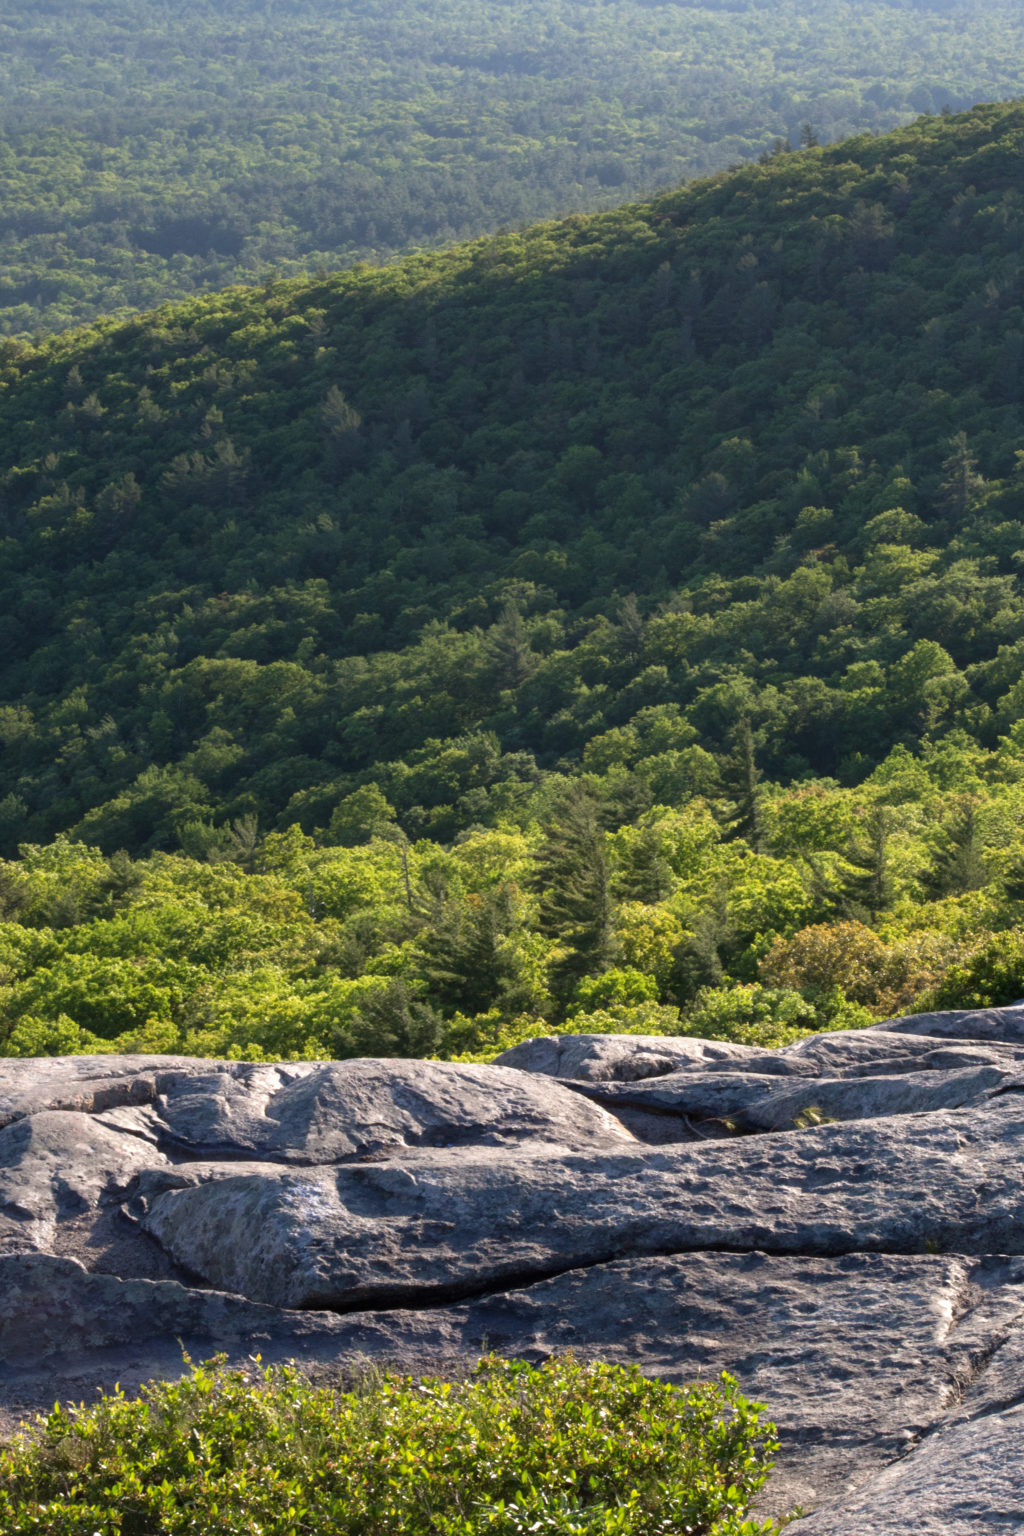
[{"x1": 5, "y1": 1005, "x2": 1024, "y2": 1531}]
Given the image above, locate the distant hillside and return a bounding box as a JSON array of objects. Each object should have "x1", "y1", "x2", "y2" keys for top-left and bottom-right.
[
  {"x1": 3, "y1": 0, "x2": 1024, "y2": 334},
  {"x1": 1, "y1": 99, "x2": 1024, "y2": 855}
]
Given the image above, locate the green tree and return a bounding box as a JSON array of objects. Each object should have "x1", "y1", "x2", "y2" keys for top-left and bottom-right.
[
  {"x1": 329, "y1": 785, "x2": 398, "y2": 846},
  {"x1": 614, "y1": 821, "x2": 676, "y2": 903},
  {"x1": 416, "y1": 883, "x2": 538, "y2": 1018},
  {"x1": 532, "y1": 785, "x2": 615, "y2": 1005},
  {"x1": 841, "y1": 807, "x2": 896, "y2": 919},
  {"x1": 938, "y1": 432, "x2": 985, "y2": 518},
  {"x1": 486, "y1": 601, "x2": 538, "y2": 691},
  {"x1": 923, "y1": 796, "x2": 987, "y2": 897},
  {"x1": 339, "y1": 978, "x2": 443, "y2": 1058},
  {"x1": 721, "y1": 718, "x2": 765, "y2": 854}
]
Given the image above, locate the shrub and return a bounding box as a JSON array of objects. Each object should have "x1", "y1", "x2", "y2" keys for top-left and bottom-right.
[
  {"x1": 0, "y1": 1355, "x2": 781, "y2": 1536},
  {"x1": 681, "y1": 983, "x2": 822, "y2": 1049},
  {"x1": 759, "y1": 920, "x2": 962, "y2": 1017},
  {"x1": 571, "y1": 967, "x2": 661, "y2": 1012},
  {"x1": 925, "y1": 929, "x2": 1024, "y2": 1011},
  {"x1": 557, "y1": 999, "x2": 686, "y2": 1038}
]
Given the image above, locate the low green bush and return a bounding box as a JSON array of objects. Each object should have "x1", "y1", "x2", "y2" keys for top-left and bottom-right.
[
  {"x1": 0, "y1": 1354, "x2": 780, "y2": 1536},
  {"x1": 925, "y1": 930, "x2": 1024, "y2": 1011}
]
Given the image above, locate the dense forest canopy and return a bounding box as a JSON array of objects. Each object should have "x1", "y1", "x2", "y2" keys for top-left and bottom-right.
[
  {"x1": 3, "y1": 98, "x2": 1024, "y2": 846},
  {"x1": 3, "y1": 0, "x2": 1024, "y2": 334},
  {"x1": 3, "y1": 101, "x2": 1024, "y2": 1060}
]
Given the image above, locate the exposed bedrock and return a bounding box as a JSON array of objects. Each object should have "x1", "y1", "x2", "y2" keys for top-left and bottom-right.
[
  {"x1": 6, "y1": 1007, "x2": 1024, "y2": 1527},
  {"x1": 127, "y1": 1096, "x2": 1024, "y2": 1309}
]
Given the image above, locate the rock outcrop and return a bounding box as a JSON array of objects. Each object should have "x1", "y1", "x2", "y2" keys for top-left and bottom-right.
[{"x1": 5, "y1": 1007, "x2": 1024, "y2": 1531}]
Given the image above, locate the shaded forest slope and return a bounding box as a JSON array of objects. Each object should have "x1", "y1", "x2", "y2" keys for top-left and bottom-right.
[{"x1": 2, "y1": 99, "x2": 1024, "y2": 853}]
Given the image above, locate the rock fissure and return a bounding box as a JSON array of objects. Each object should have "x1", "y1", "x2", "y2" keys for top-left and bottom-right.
[
  {"x1": 552, "y1": 1081, "x2": 719, "y2": 1141},
  {"x1": 328, "y1": 1221, "x2": 1024, "y2": 1315},
  {"x1": 950, "y1": 1332, "x2": 1019, "y2": 1405},
  {"x1": 223, "y1": 1237, "x2": 1005, "y2": 1318}
]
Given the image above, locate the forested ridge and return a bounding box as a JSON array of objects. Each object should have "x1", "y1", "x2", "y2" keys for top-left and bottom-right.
[
  {"x1": 4, "y1": 99, "x2": 1024, "y2": 1062},
  {"x1": 4, "y1": 0, "x2": 1024, "y2": 335}
]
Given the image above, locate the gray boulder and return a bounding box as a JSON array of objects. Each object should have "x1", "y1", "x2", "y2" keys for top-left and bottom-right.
[
  {"x1": 99, "y1": 1056, "x2": 636, "y2": 1162},
  {"x1": 787, "y1": 1405, "x2": 1024, "y2": 1535},
  {"x1": 722, "y1": 1061, "x2": 1020, "y2": 1130},
  {"x1": 563, "y1": 1062, "x2": 1019, "y2": 1132},
  {"x1": 0, "y1": 1109, "x2": 167, "y2": 1258},
  {"x1": 128, "y1": 1093, "x2": 1024, "y2": 1310},
  {"x1": 0, "y1": 1055, "x2": 205, "y2": 1130}
]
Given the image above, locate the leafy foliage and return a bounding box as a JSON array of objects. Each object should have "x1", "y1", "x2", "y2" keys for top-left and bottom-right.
[
  {"x1": 0, "y1": 1355, "x2": 780, "y2": 1536},
  {"x1": 3, "y1": 105, "x2": 1024, "y2": 1058},
  {"x1": 2, "y1": 102, "x2": 1024, "y2": 866},
  {"x1": 4, "y1": 731, "x2": 1024, "y2": 1063}
]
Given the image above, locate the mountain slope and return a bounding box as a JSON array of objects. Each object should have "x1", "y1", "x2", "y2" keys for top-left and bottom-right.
[{"x1": 1, "y1": 100, "x2": 1024, "y2": 850}]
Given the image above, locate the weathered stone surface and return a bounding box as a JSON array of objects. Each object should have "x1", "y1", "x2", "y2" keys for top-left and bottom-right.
[
  {"x1": 564, "y1": 1062, "x2": 1019, "y2": 1131},
  {"x1": 788, "y1": 1406, "x2": 1024, "y2": 1535},
  {"x1": 494, "y1": 1031, "x2": 762, "y2": 1080},
  {"x1": 7, "y1": 1009, "x2": 1024, "y2": 1531},
  {"x1": 737, "y1": 1063, "x2": 1020, "y2": 1129},
  {"x1": 782, "y1": 1023, "x2": 1024, "y2": 1072},
  {"x1": 1, "y1": 1055, "x2": 635, "y2": 1162},
  {"x1": 130, "y1": 1057, "x2": 636, "y2": 1161},
  {"x1": 0, "y1": 1253, "x2": 347, "y2": 1369},
  {"x1": 0, "y1": 1110, "x2": 166, "y2": 1256},
  {"x1": 0, "y1": 1054, "x2": 214, "y2": 1129},
  {"x1": 129, "y1": 1096, "x2": 1024, "y2": 1308},
  {"x1": 872, "y1": 1002, "x2": 1024, "y2": 1043}
]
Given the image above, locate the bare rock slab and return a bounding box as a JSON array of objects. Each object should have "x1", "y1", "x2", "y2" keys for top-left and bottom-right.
[
  {"x1": 565, "y1": 1063, "x2": 1018, "y2": 1132},
  {"x1": 1, "y1": 1055, "x2": 634, "y2": 1161},
  {"x1": 788, "y1": 1405, "x2": 1024, "y2": 1535},
  {"x1": 494, "y1": 1032, "x2": 763, "y2": 1080},
  {"x1": 8, "y1": 1007, "x2": 1024, "y2": 1531},
  {"x1": 0, "y1": 1110, "x2": 166, "y2": 1257},
  {"x1": 872, "y1": 1003, "x2": 1024, "y2": 1043},
  {"x1": 131, "y1": 1096, "x2": 1024, "y2": 1308}
]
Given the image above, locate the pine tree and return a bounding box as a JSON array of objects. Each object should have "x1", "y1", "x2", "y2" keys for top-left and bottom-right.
[
  {"x1": 532, "y1": 784, "x2": 614, "y2": 1005},
  {"x1": 343, "y1": 979, "x2": 442, "y2": 1059},
  {"x1": 923, "y1": 797, "x2": 987, "y2": 897},
  {"x1": 227, "y1": 814, "x2": 262, "y2": 873},
  {"x1": 617, "y1": 593, "x2": 646, "y2": 659},
  {"x1": 103, "y1": 849, "x2": 143, "y2": 904},
  {"x1": 486, "y1": 601, "x2": 537, "y2": 690},
  {"x1": 380, "y1": 825, "x2": 415, "y2": 912},
  {"x1": 616, "y1": 823, "x2": 675, "y2": 904},
  {"x1": 938, "y1": 432, "x2": 985, "y2": 518},
  {"x1": 721, "y1": 718, "x2": 765, "y2": 854},
  {"x1": 670, "y1": 911, "x2": 728, "y2": 1003},
  {"x1": 841, "y1": 807, "x2": 895, "y2": 919},
  {"x1": 322, "y1": 385, "x2": 363, "y2": 473},
  {"x1": 417, "y1": 884, "x2": 534, "y2": 1017}
]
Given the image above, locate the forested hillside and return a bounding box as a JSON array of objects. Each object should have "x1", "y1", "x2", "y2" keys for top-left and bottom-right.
[
  {"x1": 3, "y1": 100, "x2": 1024, "y2": 1062},
  {"x1": 4, "y1": 0, "x2": 1024, "y2": 334}
]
